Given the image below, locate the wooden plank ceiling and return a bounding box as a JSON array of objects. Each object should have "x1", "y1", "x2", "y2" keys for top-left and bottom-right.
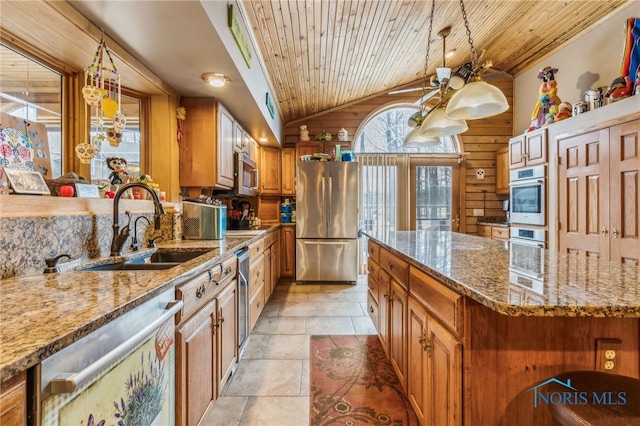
[{"x1": 240, "y1": 0, "x2": 633, "y2": 124}]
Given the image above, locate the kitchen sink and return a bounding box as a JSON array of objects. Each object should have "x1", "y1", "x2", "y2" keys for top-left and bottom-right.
[{"x1": 81, "y1": 250, "x2": 211, "y2": 271}]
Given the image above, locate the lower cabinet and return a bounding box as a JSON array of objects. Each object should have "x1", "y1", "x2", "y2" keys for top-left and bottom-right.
[
  {"x1": 175, "y1": 255, "x2": 238, "y2": 426},
  {"x1": 280, "y1": 226, "x2": 295, "y2": 276},
  {"x1": 377, "y1": 269, "x2": 391, "y2": 355},
  {"x1": 0, "y1": 371, "x2": 26, "y2": 426},
  {"x1": 389, "y1": 280, "x2": 408, "y2": 392},
  {"x1": 407, "y1": 297, "x2": 462, "y2": 426}
]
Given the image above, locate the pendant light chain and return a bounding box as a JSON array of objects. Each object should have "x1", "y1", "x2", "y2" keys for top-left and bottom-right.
[
  {"x1": 458, "y1": 0, "x2": 477, "y2": 65},
  {"x1": 420, "y1": 0, "x2": 436, "y2": 114}
]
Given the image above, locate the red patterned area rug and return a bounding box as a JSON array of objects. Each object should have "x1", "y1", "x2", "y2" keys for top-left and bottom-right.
[{"x1": 310, "y1": 335, "x2": 418, "y2": 425}]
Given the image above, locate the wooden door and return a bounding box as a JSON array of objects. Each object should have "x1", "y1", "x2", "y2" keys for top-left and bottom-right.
[
  {"x1": 407, "y1": 298, "x2": 428, "y2": 425},
  {"x1": 389, "y1": 280, "x2": 408, "y2": 392},
  {"x1": 377, "y1": 269, "x2": 391, "y2": 355},
  {"x1": 260, "y1": 147, "x2": 281, "y2": 194},
  {"x1": 426, "y1": 317, "x2": 462, "y2": 426},
  {"x1": 524, "y1": 128, "x2": 547, "y2": 166},
  {"x1": 176, "y1": 300, "x2": 217, "y2": 426},
  {"x1": 217, "y1": 280, "x2": 237, "y2": 392},
  {"x1": 558, "y1": 129, "x2": 610, "y2": 258},
  {"x1": 508, "y1": 134, "x2": 526, "y2": 169},
  {"x1": 609, "y1": 120, "x2": 640, "y2": 265},
  {"x1": 217, "y1": 104, "x2": 235, "y2": 188},
  {"x1": 281, "y1": 148, "x2": 296, "y2": 195},
  {"x1": 280, "y1": 226, "x2": 295, "y2": 276},
  {"x1": 495, "y1": 146, "x2": 509, "y2": 194}
]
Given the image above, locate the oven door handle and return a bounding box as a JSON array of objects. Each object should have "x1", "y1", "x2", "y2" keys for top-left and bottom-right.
[
  {"x1": 49, "y1": 300, "x2": 183, "y2": 395},
  {"x1": 509, "y1": 178, "x2": 545, "y2": 187}
]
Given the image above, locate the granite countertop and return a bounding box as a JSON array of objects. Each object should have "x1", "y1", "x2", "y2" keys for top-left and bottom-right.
[
  {"x1": 365, "y1": 230, "x2": 640, "y2": 318},
  {"x1": 0, "y1": 227, "x2": 277, "y2": 382}
]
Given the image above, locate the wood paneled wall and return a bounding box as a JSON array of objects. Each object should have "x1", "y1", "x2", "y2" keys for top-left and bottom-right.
[{"x1": 283, "y1": 78, "x2": 514, "y2": 234}]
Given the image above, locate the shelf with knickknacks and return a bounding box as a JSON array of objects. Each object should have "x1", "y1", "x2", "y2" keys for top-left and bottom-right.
[{"x1": 75, "y1": 37, "x2": 127, "y2": 166}]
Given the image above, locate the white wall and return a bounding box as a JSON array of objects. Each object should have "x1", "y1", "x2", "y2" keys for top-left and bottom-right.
[{"x1": 513, "y1": 2, "x2": 640, "y2": 134}]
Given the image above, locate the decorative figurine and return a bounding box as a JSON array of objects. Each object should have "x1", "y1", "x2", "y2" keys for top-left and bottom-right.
[
  {"x1": 316, "y1": 130, "x2": 332, "y2": 141},
  {"x1": 337, "y1": 128, "x2": 348, "y2": 141},
  {"x1": 299, "y1": 125, "x2": 310, "y2": 141},
  {"x1": 529, "y1": 66, "x2": 561, "y2": 131},
  {"x1": 106, "y1": 157, "x2": 129, "y2": 185},
  {"x1": 554, "y1": 102, "x2": 572, "y2": 122},
  {"x1": 605, "y1": 75, "x2": 633, "y2": 101}
]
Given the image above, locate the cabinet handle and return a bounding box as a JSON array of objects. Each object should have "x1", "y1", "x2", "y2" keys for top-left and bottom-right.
[
  {"x1": 196, "y1": 285, "x2": 206, "y2": 298},
  {"x1": 612, "y1": 227, "x2": 619, "y2": 239},
  {"x1": 383, "y1": 293, "x2": 388, "y2": 300},
  {"x1": 257, "y1": 300, "x2": 261, "y2": 308},
  {"x1": 387, "y1": 262, "x2": 393, "y2": 270},
  {"x1": 601, "y1": 226, "x2": 608, "y2": 237},
  {"x1": 257, "y1": 270, "x2": 261, "y2": 277},
  {"x1": 369, "y1": 306, "x2": 374, "y2": 313},
  {"x1": 418, "y1": 330, "x2": 431, "y2": 356}
]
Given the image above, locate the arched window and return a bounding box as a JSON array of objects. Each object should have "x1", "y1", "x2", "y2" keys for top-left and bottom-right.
[{"x1": 353, "y1": 105, "x2": 462, "y2": 154}]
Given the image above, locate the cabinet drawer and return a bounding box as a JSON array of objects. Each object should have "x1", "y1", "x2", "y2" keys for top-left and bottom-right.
[
  {"x1": 410, "y1": 267, "x2": 464, "y2": 337},
  {"x1": 379, "y1": 248, "x2": 409, "y2": 289},
  {"x1": 249, "y1": 254, "x2": 265, "y2": 297},
  {"x1": 367, "y1": 292, "x2": 379, "y2": 331},
  {"x1": 367, "y1": 257, "x2": 380, "y2": 281},
  {"x1": 209, "y1": 255, "x2": 237, "y2": 287},
  {"x1": 491, "y1": 227, "x2": 510, "y2": 241},
  {"x1": 367, "y1": 270, "x2": 380, "y2": 304},
  {"x1": 477, "y1": 225, "x2": 491, "y2": 238},
  {"x1": 249, "y1": 280, "x2": 265, "y2": 331},
  {"x1": 367, "y1": 240, "x2": 380, "y2": 263},
  {"x1": 249, "y1": 238, "x2": 265, "y2": 260},
  {"x1": 265, "y1": 230, "x2": 278, "y2": 247},
  {"x1": 176, "y1": 269, "x2": 216, "y2": 324}
]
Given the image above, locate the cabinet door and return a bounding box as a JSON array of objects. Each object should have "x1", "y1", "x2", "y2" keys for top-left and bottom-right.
[
  {"x1": 525, "y1": 128, "x2": 547, "y2": 166},
  {"x1": 263, "y1": 246, "x2": 272, "y2": 299},
  {"x1": 476, "y1": 224, "x2": 491, "y2": 238},
  {"x1": 558, "y1": 129, "x2": 610, "y2": 258},
  {"x1": 281, "y1": 148, "x2": 296, "y2": 195},
  {"x1": 377, "y1": 269, "x2": 391, "y2": 355},
  {"x1": 260, "y1": 147, "x2": 281, "y2": 194},
  {"x1": 280, "y1": 226, "x2": 295, "y2": 276},
  {"x1": 407, "y1": 298, "x2": 428, "y2": 425},
  {"x1": 609, "y1": 119, "x2": 640, "y2": 265},
  {"x1": 426, "y1": 317, "x2": 462, "y2": 426},
  {"x1": 270, "y1": 239, "x2": 281, "y2": 295},
  {"x1": 296, "y1": 141, "x2": 322, "y2": 159},
  {"x1": 217, "y1": 104, "x2": 236, "y2": 188},
  {"x1": 176, "y1": 300, "x2": 217, "y2": 426},
  {"x1": 217, "y1": 280, "x2": 237, "y2": 391},
  {"x1": 0, "y1": 371, "x2": 26, "y2": 426},
  {"x1": 495, "y1": 146, "x2": 509, "y2": 194},
  {"x1": 233, "y1": 121, "x2": 244, "y2": 152},
  {"x1": 508, "y1": 135, "x2": 526, "y2": 169},
  {"x1": 389, "y1": 280, "x2": 408, "y2": 392}
]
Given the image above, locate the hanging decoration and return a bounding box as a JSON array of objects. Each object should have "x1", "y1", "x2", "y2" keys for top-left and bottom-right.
[
  {"x1": 176, "y1": 107, "x2": 186, "y2": 146},
  {"x1": 77, "y1": 37, "x2": 125, "y2": 164}
]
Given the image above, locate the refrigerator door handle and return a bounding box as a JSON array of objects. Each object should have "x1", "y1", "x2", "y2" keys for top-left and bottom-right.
[
  {"x1": 321, "y1": 175, "x2": 326, "y2": 224},
  {"x1": 301, "y1": 240, "x2": 351, "y2": 245},
  {"x1": 327, "y1": 175, "x2": 332, "y2": 224}
]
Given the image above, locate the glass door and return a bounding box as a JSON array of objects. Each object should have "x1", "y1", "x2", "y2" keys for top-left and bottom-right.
[{"x1": 409, "y1": 158, "x2": 461, "y2": 232}]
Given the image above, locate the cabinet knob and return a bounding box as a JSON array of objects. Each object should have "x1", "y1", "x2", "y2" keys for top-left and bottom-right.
[
  {"x1": 369, "y1": 306, "x2": 374, "y2": 313},
  {"x1": 601, "y1": 226, "x2": 608, "y2": 237},
  {"x1": 196, "y1": 285, "x2": 206, "y2": 298},
  {"x1": 612, "y1": 227, "x2": 619, "y2": 239},
  {"x1": 387, "y1": 262, "x2": 393, "y2": 270}
]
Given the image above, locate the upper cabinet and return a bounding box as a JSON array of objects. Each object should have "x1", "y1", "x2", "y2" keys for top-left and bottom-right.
[
  {"x1": 509, "y1": 128, "x2": 547, "y2": 169},
  {"x1": 495, "y1": 146, "x2": 510, "y2": 195},
  {"x1": 260, "y1": 147, "x2": 281, "y2": 195},
  {"x1": 281, "y1": 148, "x2": 296, "y2": 196},
  {"x1": 179, "y1": 98, "x2": 235, "y2": 191}
]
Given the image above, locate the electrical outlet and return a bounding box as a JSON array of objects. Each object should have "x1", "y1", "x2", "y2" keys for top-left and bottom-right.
[
  {"x1": 596, "y1": 338, "x2": 621, "y2": 372},
  {"x1": 473, "y1": 209, "x2": 484, "y2": 216}
]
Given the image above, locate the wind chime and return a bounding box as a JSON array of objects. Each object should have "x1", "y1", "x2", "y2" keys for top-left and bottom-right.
[{"x1": 75, "y1": 38, "x2": 126, "y2": 164}]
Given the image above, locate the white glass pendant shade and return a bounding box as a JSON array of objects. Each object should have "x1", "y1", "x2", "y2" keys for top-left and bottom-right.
[
  {"x1": 445, "y1": 80, "x2": 509, "y2": 120},
  {"x1": 403, "y1": 127, "x2": 441, "y2": 147},
  {"x1": 420, "y1": 107, "x2": 468, "y2": 137}
]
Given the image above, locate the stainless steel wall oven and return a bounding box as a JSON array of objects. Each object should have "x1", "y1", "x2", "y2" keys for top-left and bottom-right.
[{"x1": 509, "y1": 165, "x2": 546, "y2": 226}]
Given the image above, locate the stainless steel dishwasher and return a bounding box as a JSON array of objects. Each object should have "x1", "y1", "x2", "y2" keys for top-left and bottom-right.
[
  {"x1": 32, "y1": 288, "x2": 182, "y2": 426},
  {"x1": 236, "y1": 248, "x2": 250, "y2": 358}
]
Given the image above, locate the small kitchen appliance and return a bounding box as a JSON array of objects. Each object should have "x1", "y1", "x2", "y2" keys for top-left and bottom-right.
[{"x1": 182, "y1": 201, "x2": 227, "y2": 239}]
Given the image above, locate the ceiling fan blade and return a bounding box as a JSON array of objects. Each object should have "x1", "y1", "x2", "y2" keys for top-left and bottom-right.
[{"x1": 388, "y1": 87, "x2": 423, "y2": 95}]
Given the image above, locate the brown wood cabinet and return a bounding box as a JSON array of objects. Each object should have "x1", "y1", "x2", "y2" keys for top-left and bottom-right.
[
  {"x1": 477, "y1": 224, "x2": 509, "y2": 241},
  {"x1": 179, "y1": 98, "x2": 235, "y2": 191},
  {"x1": 281, "y1": 148, "x2": 296, "y2": 195},
  {"x1": 280, "y1": 226, "x2": 295, "y2": 276},
  {"x1": 264, "y1": 230, "x2": 281, "y2": 297},
  {"x1": 175, "y1": 255, "x2": 237, "y2": 426},
  {"x1": 509, "y1": 127, "x2": 547, "y2": 169},
  {"x1": 260, "y1": 146, "x2": 281, "y2": 195},
  {"x1": 557, "y1": 118, "x2": 640, "y2": 264},
  {"x1": 248, "y1": 238, "x2": 266, "y2": 330},
  {"x1": 0, "y1": 371, "x2": 26, "y2": 426},
  {"x1": 495, "y1": 146, "x2": 509, "y2": 194},
  {"x1": 389, "y1": 280, "x2": 408, "y2": 392}
]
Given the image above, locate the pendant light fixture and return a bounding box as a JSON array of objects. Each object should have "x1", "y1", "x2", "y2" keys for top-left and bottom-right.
[
  {"x1": 444, "y1": 0, "x2": 509, "y2": 120},
  {"x1": 403, "y1": 127, "x2": 441, "y2": 147}
]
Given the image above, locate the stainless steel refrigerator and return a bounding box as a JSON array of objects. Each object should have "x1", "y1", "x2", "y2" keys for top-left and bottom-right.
[{"x1": 296, "y1": 161, "x2": 359, "y2": 282}]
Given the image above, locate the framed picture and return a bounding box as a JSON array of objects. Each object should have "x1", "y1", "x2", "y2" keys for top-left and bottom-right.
[
  {"x1": 3, "y1": 168, "x2": 51, "y2": 195},
  {"x1": 75, "y1": 183, "x2": 100, "y2": 198}
]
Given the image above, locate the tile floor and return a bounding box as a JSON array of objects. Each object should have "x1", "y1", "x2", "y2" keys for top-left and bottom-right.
[{"x1": 203, "y1": 275, "x2": 375, "y2": 426}]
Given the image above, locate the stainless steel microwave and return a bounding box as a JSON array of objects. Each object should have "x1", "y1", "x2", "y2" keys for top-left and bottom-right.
[
  {"x1": 509, "y1": 165, "x2": 546, "y2": 226},
  {"x1": 234, "y1": 152, "x2": 258, "y2": 196}
]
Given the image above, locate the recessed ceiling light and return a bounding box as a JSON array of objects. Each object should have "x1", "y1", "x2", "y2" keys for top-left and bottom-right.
[
  {"x1": 202, "y1": 73, "x2": 230, "y2": 87},
  {"x1": 259, "y1": 137, "x2": 268, "y2": 143}
]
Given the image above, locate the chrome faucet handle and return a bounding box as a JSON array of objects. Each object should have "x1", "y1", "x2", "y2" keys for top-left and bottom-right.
[{"x1": 44, "y1": 254, "x2": 73, "y2": 274}]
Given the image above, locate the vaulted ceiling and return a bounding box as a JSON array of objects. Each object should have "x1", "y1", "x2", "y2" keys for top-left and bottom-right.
[{"x1": 240, "y1": 0, "x2": 634, "y2": 123}]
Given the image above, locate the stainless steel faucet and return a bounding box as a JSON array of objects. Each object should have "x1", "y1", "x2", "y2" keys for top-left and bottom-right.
[{"x1": 111, "y1": 182, "x2": 166, "y2": 256}]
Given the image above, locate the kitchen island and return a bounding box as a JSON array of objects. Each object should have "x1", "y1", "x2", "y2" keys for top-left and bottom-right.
[{"x1": 365, "y1": 230, "x2": 640, "y2": 425}]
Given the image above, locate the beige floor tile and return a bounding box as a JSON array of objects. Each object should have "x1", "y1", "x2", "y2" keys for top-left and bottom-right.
[
  {"x1": 352, "y1": 316, "x2": 377, "y2": 335},
  {"x1": 225, "y1": 359, "x2": 303, "y2": 396},
  {"x1": 321, "y1": 301, "x2": 364, "y2": 317},
  {"x1": 253, "y1": 316, "x2": 306, "y2": 335},
  {"x1": 278, "y1": 300, "x2": 322, "y2": 317},
  {"x1": 201, "y1": 396, "x2": 248, "y2": 425},
  {"x1": 260, "y1": 301, "x2": 281, "y2": 317},
  {"x1": 307, "y1": 291, "x2": 346, "y2": 302},
  {"x1": 305, "y1": 316, "x2": 356, "y2": 335},
  {"x1": 319, "y1": 283, "x2": 360, "y2": 292},
  {"x1": 239, "y1": 396, "x2": 309, "y2": 426},
  {"x1": 243, "y1": 334, "x2": 270, "y2": 359},
  {"x1": 270, "y1": 291, "x2": 310, "y2": 303},
  {"x1": 263, "y1": 334, "x2": 310, "y2": 359},
  {"x1": 343, "y1": 291, "x2": 367, "y2": 302},
  {"x1": 300, "y1": 360, "x2": 309, "y2": 396}
]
